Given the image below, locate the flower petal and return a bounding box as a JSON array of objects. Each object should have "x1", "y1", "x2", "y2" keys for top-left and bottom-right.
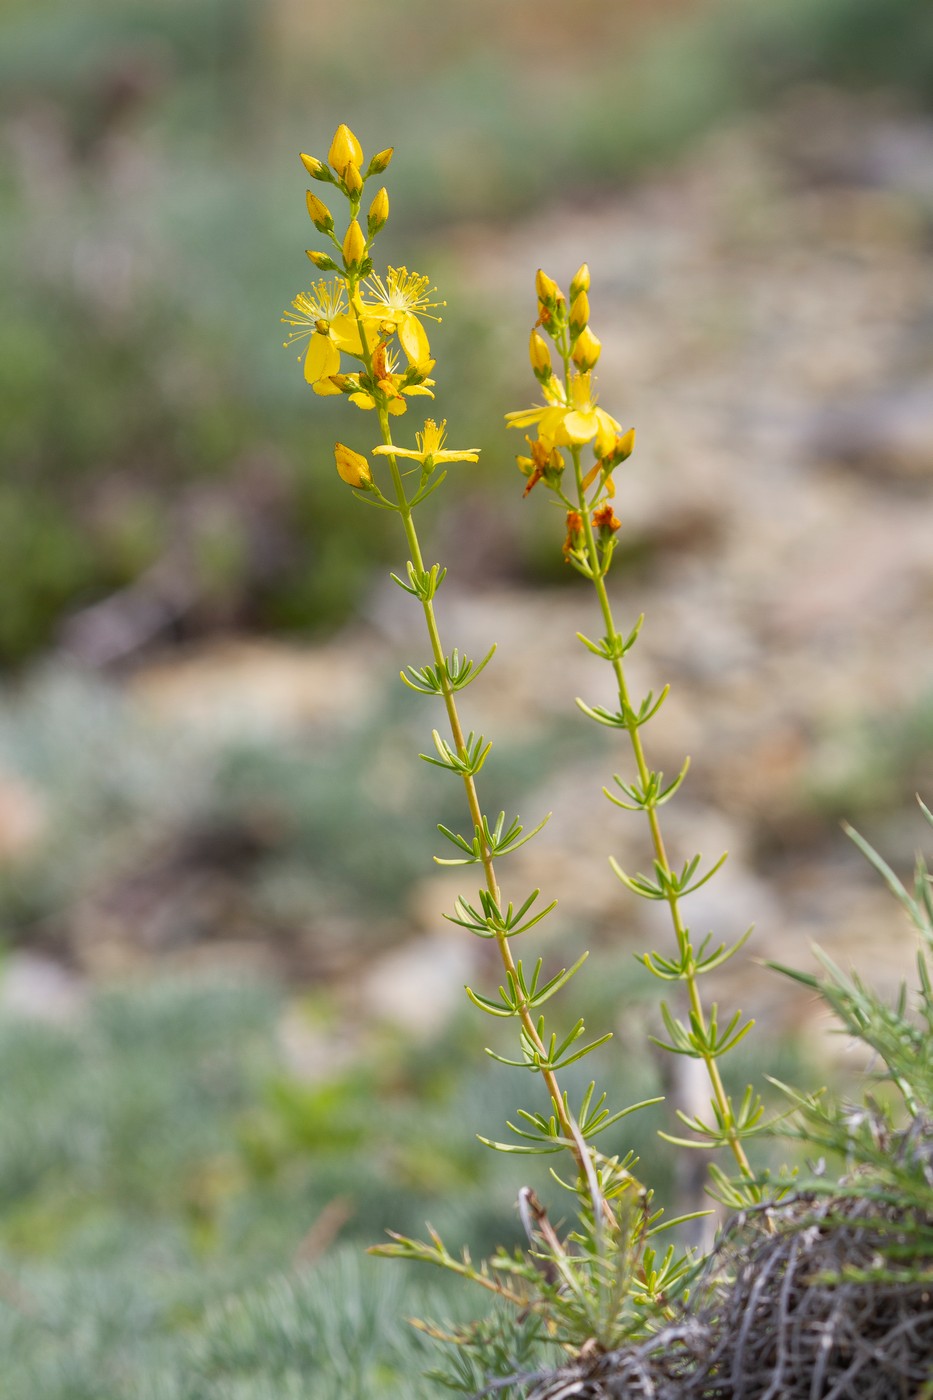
[
  {"x1": 562, "y1": 408, "x2": 600, "y2": 445},
  {"x1": 594, "y1": 408, "x2": 622, "y2": 457},
  {"x1": 372, "y1": 444, "x2": 422, "y2": 460},
  {"x1": 304, "y1": 334, "x2": 340, "y2": 385},
  {"x1": 436, "y1": 449, "x2": 480, "y2": 464},
  {"x1": 505, "y1": 406, "x2": 547, "y2": 430},
  {"x1": 313, "y1": 378, "x2": 343, "y2": 397},
  {"x1": 398, "y1": 312, "x2": 431, "y2": 365},
  {"x1": 330, "y1": 314, "x2": 375, "y2": 356}
]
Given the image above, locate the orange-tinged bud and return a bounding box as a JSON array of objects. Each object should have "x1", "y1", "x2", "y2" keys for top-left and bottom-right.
[
  {"x1": 563, "y1": 510, "x2": 585, "y2": 558},
  {"x1": 529, "y1": 330, "x2": 552, "y2": 379},
  {"x1": 570, "y1": 263, "x2": 590, "y2": 299},
  {"x1": 572, "y1": 326, "x2": 601, "y2": 371},
  {"x1": 535, "y1": 268, "x2": 563, "y2": 305},
  {"x1": 371, "y1": 341, "x2": 388, "y2": 380},
  {"x1": 334, "y1": 442, "x2": 373, "y2": 489},
  {"x1": 305, "y1": 190, "x2": 333, "y2": 232},
  {"x1": 367, "y1": 147, "x2": 394, "y2": 175},
  {"x1": 344, "y1": 161, "x2": 363, "y2": 196},
  {"x1": 342, "y1": 218, "x2": 366, "y2": 268},
  {"x1": 592, "y1": 503, "x2": 621, "y2": 536},
  {"x1": 329, "y1": 124, "x2": 364, "y2": 177},
  {"x1": 570, "y1": 291, "x2": 590, "y2": 334},
  {"x1": 367, "y1": 186, "x2": 389, "y2": 236}
]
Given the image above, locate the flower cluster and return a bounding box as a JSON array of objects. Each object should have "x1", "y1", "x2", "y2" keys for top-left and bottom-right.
[
  {"x1": 283, "y1": 123, "x2": 478, "y2": 491},
  {"x1": 506, "y1": 265, "x2": 635, "y2": 571}
]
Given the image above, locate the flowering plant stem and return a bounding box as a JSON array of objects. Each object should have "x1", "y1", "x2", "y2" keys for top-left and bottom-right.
[
  {"x1": 373, "y1": 392, "x2": 585, "y2": 1173},
  {"x1": 507, "y1": 267, "x2": 767, "y2": 1209},
  {"x1": 286, "y1": 124, "x2": 702, "y2": 1363},
  {"x1": 570, "y1": 440, "x2": 755, "y2": 1190}
]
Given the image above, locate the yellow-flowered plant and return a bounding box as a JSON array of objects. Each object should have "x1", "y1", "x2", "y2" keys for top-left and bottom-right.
[
  {"x1": 506, "y1": 266, "x2": 770, "y2": 1214},
  {"x1": 283, "y1": 123, "x2": 768, "y2": 1384}
]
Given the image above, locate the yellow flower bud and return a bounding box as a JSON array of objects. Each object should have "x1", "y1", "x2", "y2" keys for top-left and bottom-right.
[
  {"x1": 529, "y1": 330, "x2": 552, "y2": 380},
  {"x1": 344, "y1": 161, "x2": 363, "y2": 196},
  {"x1": 535, "y1": 268, "x2": 563, "y2": 306},
  {"x1": 572, "y1": 326, "x2": 601, "y2": 371},
  {"x1": 305, "y1": 190, "x2": 333, "y2": 232},
  {"x1": 329, "y1": 124, "x2": 363, "y2": 177},
  {"x1": 334, "y1": 442, "x2": 373, "y2": 489},
  {"x1": 367, "y1": 147, "x2": 394, "y2": 175},
  {"x1": 607, "y1": 427, "x2": 636, "y2": 466},
  {"x1": 570, "y1": 263, "x2": 590, "y2": 300},
  {"x1": 367, "y1": 186, "x2": 389, "y2": 237},
  {"x1": 305, "y1": 249, "x2": 339, "y2": 271},
  {"x1": 570, "y1": 291, "x2": 590, "y2": 335},
  {"x1": 342, "y1": 218, "x2": 366, "y2": 268},
  {"x1": 300, "y1": 152, "x2": 328, "y2": 181}
]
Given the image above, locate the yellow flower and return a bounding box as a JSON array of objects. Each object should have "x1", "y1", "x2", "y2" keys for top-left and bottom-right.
[
  {"x1": 328, "y1": 123, "x2": 363, "y2": 179},
  {"x1": 367, "y1": 186, "x2": 389, "y2": 236},
  {"x1": 342, "y1": 219, "x2": 366, "y2": 269},
  {"x1": 281, "y1": 280, "x2": 378, "y2": 393},
  {"x1": 334, "y1": 442, "x2": 373, "y2": 489},
  {"x1": 347, "y1": 345, "x2": 436, "y2": 415},
  {"x1": 572, "y1": 326, "x2": 601, "y2": 371},
  {"x1": 570, "y1": 263, "x2": 590, "y2": 299},
  {"x1": 305, "y1": 191, "x2": 333, "y2": 232},
  {"x1": 299, "y1": 152, "x2": 327, "y2": 181},
  {"x1": 535, "y1": 268, "x2": 563, "y2": 305},
  {"x1": 515, "y1": 434, "x2": 564, "y2": 497},
  {"x1": 368, "y1": 147, "x2": 394, "y2": 175},
  {"x1": 529, "y1": 330, "x2": 552, "y2": 379},
  {"x1": 372, "y1": 419, "x2": 480, "y2": 473},
  {"x1": 505, "y1": 372, "x2": 620, "y2": 457},
  {"x1": 570, "y1": 291, "x2": 590, "y2": 334},
  {"x1": 360, "y1": 267, "x2": 444, "y2": 365}
]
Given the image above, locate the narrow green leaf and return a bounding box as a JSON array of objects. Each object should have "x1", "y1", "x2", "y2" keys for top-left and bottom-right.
[{"x1": 464, "y1": 985, "x2": 516, "y2": 1017}]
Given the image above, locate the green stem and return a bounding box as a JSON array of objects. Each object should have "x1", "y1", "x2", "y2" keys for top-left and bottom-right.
[
  {"x1": 558, "y1": 345, "x2": 755, "y2": 1191},
  {"x1": 364, "y1": 382, "x2": 585, "y2": 1175}
]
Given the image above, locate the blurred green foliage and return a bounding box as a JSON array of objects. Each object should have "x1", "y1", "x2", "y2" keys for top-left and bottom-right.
[
  {"x1": 0, "y1": 974, "x2": 660, "y2": 1396},
  {"x1": 0, "y1": 959, "x2": 821, "y2": 1395},
  {"x1": 0, "y1": 665, "x2": 602, "y2": 955},
  {"x1": 0, "y1": 0, "x2": 931, "y2": 662}
]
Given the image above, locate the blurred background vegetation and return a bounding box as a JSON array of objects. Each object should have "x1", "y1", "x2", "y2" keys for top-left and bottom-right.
[
  {"x1": 2, "y1": 0, "x2": 931, "y2": 660},
  {"x1": 1, "y1": 0, "x2": 932, "y2": 1392}
]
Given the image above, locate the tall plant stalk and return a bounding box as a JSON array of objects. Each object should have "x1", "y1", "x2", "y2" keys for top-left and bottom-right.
[{"x1": 507, "y1": 267, "x2": 767, "y2": 1208}]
